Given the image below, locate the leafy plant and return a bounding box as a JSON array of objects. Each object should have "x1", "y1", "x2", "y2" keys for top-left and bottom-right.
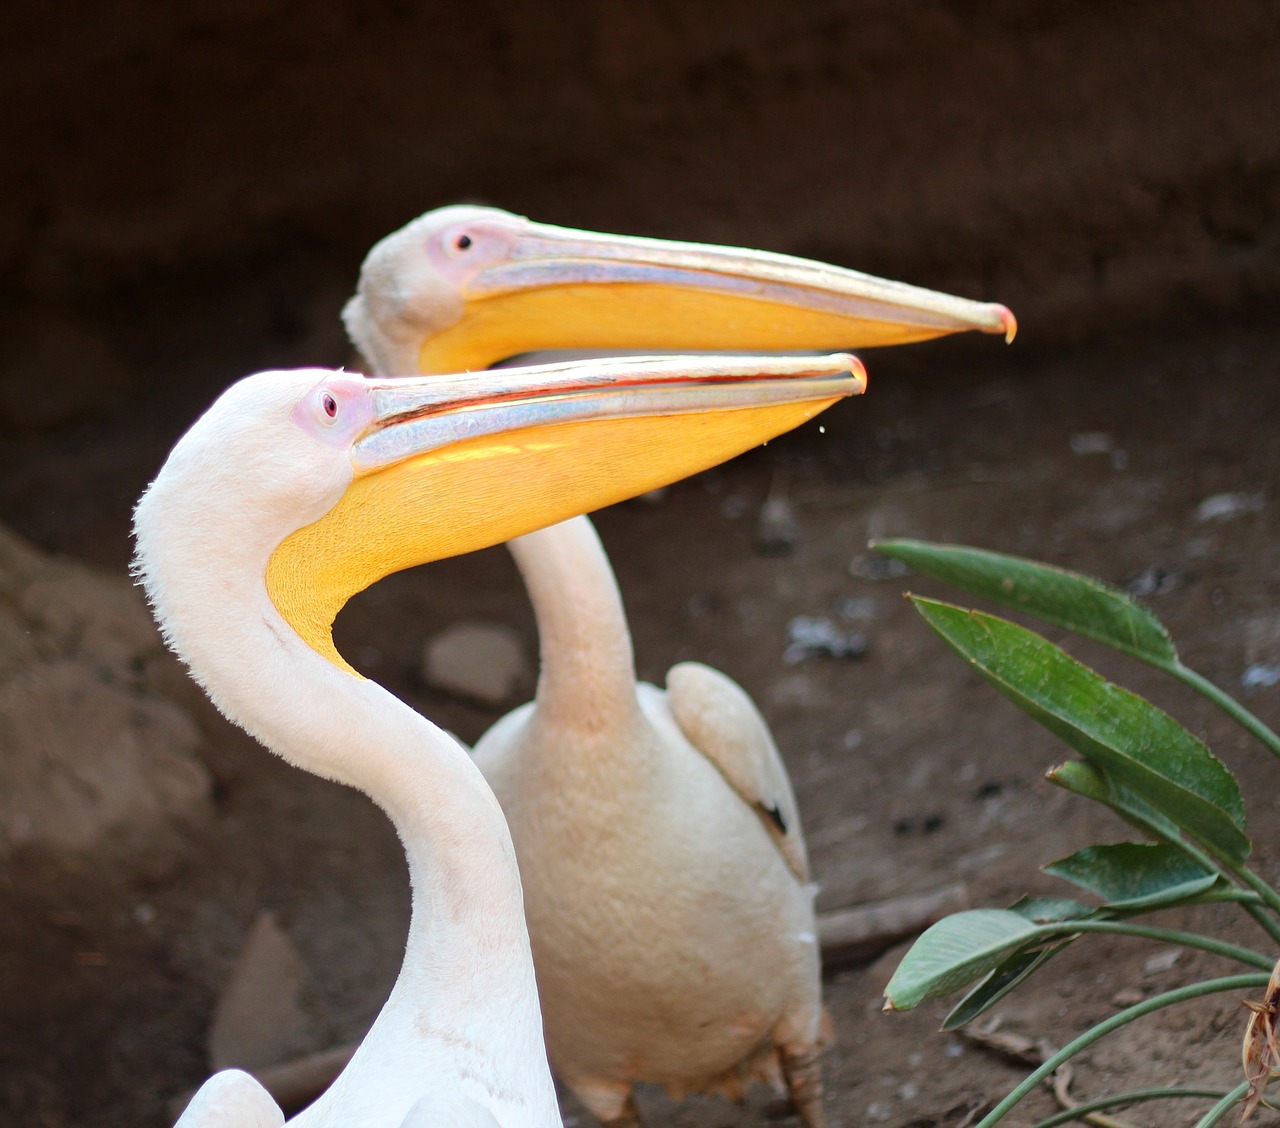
[{"x1": 870, "y1": 539, "x2": 1280, "y2": 1126}]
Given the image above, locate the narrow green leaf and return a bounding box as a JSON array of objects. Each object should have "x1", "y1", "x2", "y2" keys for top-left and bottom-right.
[
  {"x1": 1047, "y1": 760, "x2": 1184, "y2": 845},
  {"x1": 883, "y1": 909, "x2": 1042, "y2": 1011},
  {"x1": 940, "y1": 895, "x2": 1093, "y2": 1028},
  {"x1": 942, "y1": 938, "x2": 1074, "y2": 1030},
  {"x1": 910, "y1": 598, "x2": 1250, "y2": 863},
  {"x1": 873, "y1": 539, "x2": 1178, "y2": 665},
  {"x1": 1044, "y1": 842, "x2": 1221, "y2": 911}
]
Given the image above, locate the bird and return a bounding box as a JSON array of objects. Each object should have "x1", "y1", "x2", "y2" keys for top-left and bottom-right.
[
  {"x1": 132, "y1": 351, "x2": 864, "y2": 1128},
  {"x1": 342, "y1": 206, "x2": 1015, "y2": 1128}
]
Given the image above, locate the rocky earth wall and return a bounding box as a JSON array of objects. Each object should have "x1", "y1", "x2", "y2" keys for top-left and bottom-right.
[
  {"x1": 0, "y1": 524, "x2": 211, "y2": 861},
  {"x1": 2, "y1": 1, "x2": 1277, "y2": 422}
]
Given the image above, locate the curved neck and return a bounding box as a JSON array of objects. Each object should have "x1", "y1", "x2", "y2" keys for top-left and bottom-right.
[
  {"x1": 149, "y1": 542, "x2": 555, "y2": 1120},
  {"x1": 506, "y1": 515, "x2": 640, "y2": 729}
]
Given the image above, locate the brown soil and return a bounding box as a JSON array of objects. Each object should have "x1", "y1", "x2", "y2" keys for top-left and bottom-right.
[{"x1": 2, "y1": 3, "x2": 1279, "y2": 1126}]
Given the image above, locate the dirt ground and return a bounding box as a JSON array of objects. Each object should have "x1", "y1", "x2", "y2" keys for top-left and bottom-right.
[
  {"x1": 2, "y1": 2, "x2": 1279, "y2": 1126},
  {"x1": 0, "y1": 305, "x2": 1276, "y2": 1127}
]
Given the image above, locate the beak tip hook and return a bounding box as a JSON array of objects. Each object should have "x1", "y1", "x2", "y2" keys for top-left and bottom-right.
[
  {"x1": 996, "y1": 305, "x2": 1018, "y2": 344},
  {"x1": 846, "y1": 353, "x2": 869, "y2": 394}
]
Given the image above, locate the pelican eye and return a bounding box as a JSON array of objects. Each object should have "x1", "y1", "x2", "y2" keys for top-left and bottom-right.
[
  {"x1": 321, "y1": 392, "x2": 339, "y2": 421},
  {"x1": 455, "y1": 234, "x2": 473, "y2": 251}
]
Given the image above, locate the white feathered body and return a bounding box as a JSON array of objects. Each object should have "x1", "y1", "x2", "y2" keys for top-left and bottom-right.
[{"x1": 470, "y1": 520, "x2": 823, "y2": 1117}]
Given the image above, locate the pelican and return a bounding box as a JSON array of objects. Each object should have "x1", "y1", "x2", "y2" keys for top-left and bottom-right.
[
  {"x1": 343, "y1": 204, "x2": 1018, "y2": 1126},
  {"x1": 343, "y1": 206, "x2": 1014, "y2": 1128},
  {"x1": 132, "y1": 352, "x2": 864, "y2": 1128}
]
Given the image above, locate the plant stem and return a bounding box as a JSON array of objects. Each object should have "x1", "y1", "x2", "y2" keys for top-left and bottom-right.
[
  {"x1": 1242, "y1": 902, "x2": 1280, "y2": 948},
  {"x1": 1030, "y1": 1087, "x2": 1227, "y2": 1128},
  {"x1": 1187, "y1": 888, "x2": 1264, "y2": 906},
  {"x1": 1172, "y1": 847, "x2": 1280, "y2": 948},
  {"x1": 1223, "y1": 866, "x2": 1280, "y2": 929},
  {"x1": 973, "y1": 974, "x2": 1269, "y2": 1128},
  {"x1": 1028, "y1": 920, "x2": 1272, "y2": 970},
  {"x1": 1165, "y1": 659, "x2": 1280, "y2": 760},
  {"x1": 1131, "y1": 837, "x2": 1280, "y2": 946},
  {"x1": 1192, "y1": 889, "x2": 1280, "y2": 947},
  {"x1": 1190, "y1": 1080, "x2": 1250, "y2": 1127},
  {"x1": 1186, "y1": 838, "x2": 1280, "y2": 938}
]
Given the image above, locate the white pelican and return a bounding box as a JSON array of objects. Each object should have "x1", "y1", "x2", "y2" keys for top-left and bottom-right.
[
  {"x1": 342, "y1": 207, "x2": 1013, "y2": 1128},
  {"x1": 132, "y1": 352, "x2": 864, "y2": 1128},
  {"x1": 343, "y1": 206, "x2": 1012, "y2": 1127}
]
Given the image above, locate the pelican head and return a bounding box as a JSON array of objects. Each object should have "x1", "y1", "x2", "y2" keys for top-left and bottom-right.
[
  {"x1": 136, "y1": 353, "x2": 864, "y2": 681},
  {"x1": 343, "y1": 205, "x2": 1015, "y2": 376}
]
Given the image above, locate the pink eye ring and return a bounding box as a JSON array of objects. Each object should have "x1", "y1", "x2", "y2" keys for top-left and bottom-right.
[{"x1": 292, "y1": 376, "x2": 374, "y2": 448}]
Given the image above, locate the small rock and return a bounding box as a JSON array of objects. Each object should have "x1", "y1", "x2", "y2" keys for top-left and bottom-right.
[
  {"x1": 1123, "y1": 566, "x2": 1190, "y2": 598},
  {"x1": 1242, "y1": 663, "x2": 1280, "y2": 690},
  {"x1": 1195, "y1": 491, "x2": 1265, "y2": 523},
  {"x1": 1111, "y1": 987, "x2": 1145, "y2": 1007},
  {"x1": 209, "y1": 912, "x2": 331, "y2": 1072},
  {"x1": 1143, "y1": 949, "x2": 1181, "y2": 976},
  {"x1": 423, "y1": 622, "x2": 528, "y2": 705},
  {"x1": 754, "y1": 494, "x2": 800, "y2": 556},
  {"x1": 783, "y1": 616, "x2": 868, "y2": 664}
]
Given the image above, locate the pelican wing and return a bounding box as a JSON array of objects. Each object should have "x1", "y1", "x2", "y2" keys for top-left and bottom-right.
[
  {"x1": 666, "y1": 661, "x2": 809, "y2": 882},
  {"x1": 172, "y1": 1069, "x2": 283, "y2": 1128}
]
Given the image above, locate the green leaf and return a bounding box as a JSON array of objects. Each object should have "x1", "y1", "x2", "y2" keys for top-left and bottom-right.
[
  {"x1": 883, "y1": 909, "x2": 1043, "y2": 1011},
  {"x1": 1008, "y1": 896, "x2": 1095, "y2": 923},
  {"x1": 873, "y1": 539, "x2": 1178, "y2": 666},
  {"x1": 942, "y1": 938, "x2": 1074, "y2": 1030},
  {"x1": 939, "y1": 895, "x2": 1093, "y2": 1029},
  {"x1": 1044, "y1": 842, "x2": 1221, "y2": 911},
  {"x1": 1047, "y1": 760, "x2": 1185, "y2": 845},
  {"x1": 910, "y1": 597, "x2": 1250, "y2": 863}
]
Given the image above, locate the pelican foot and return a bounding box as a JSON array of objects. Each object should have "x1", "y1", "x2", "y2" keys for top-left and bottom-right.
[{"x1": 780, "y1": 1044, "x2": 826, "y2": 1128}]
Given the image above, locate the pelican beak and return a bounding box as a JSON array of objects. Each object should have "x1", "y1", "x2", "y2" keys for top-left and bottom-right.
[
  {"x1": 267, "y1": 352, "x2": 864, "y2": 668},
  {"x1": 414, "y1": 215, "x2": 1015, "y2": 372}
]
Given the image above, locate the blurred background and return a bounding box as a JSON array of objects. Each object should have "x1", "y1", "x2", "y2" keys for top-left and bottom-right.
[
  {"x1": 1, "y1": 3, "x2": 1277, "y2": 1126},
  {"x1": 3, "y1": 1, "x2": 1277, "y2": 423}
]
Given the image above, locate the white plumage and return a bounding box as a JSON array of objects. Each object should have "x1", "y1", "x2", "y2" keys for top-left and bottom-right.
[
  {"x1": 134, "y1": 354, "x2": 860, "y2": 1127},
  {"x1": 134, "y1": 369, "x2": 564, "y2": 1128},
  {"x1": 343, "y1": 206, "x2": 1012, "y2": 1126}
]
